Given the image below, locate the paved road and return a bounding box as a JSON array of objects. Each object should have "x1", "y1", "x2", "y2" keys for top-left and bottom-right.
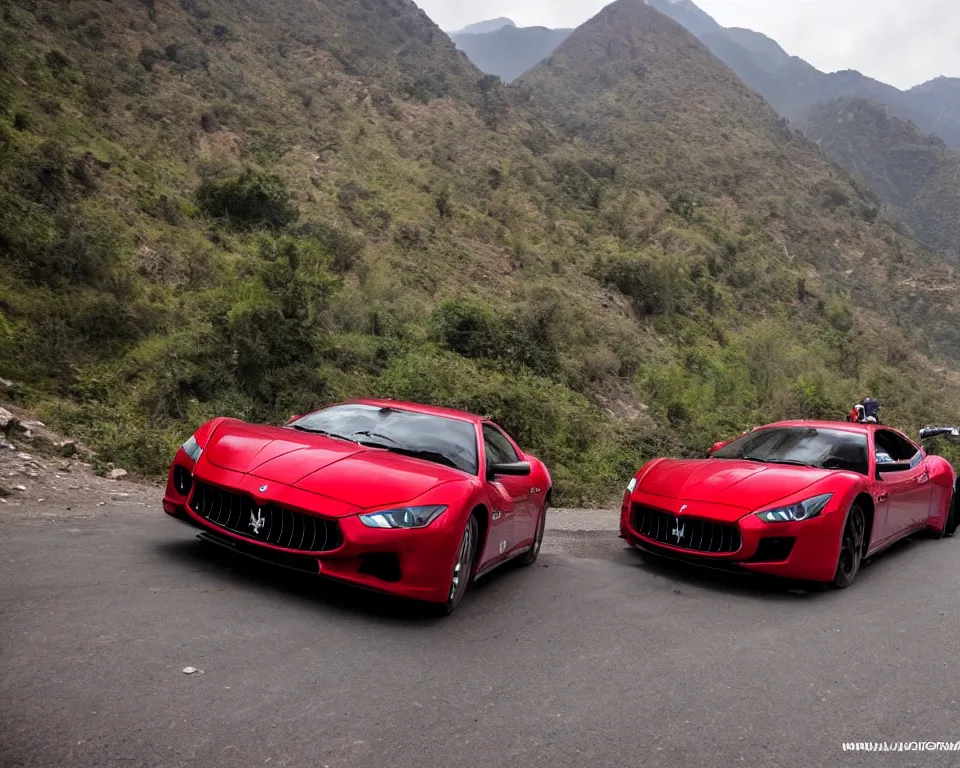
[{"x1": 2, "y1": 506, "x2": 960, "y2": 768}]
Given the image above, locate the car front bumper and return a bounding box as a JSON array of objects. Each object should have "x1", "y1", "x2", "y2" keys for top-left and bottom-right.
[
  {"x1": 619, "y1": 498, "x2": 845, "y2": 583},
  {"x1": 163, "y1": 455, "x2": 461, "y2": 604}
]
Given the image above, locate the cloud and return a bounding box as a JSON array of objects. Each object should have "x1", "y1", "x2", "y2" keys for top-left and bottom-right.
[{"x1": 418, "y1": 0, "x2": 959, "y2": 89}]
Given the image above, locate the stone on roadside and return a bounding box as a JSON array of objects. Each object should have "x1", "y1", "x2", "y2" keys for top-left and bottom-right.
[
  {"x1": 0, "y1": 407, "x2": 12, "y2": 429},
  {"x1": 59, "y1": 441, "x2": 78, "y2": 458},
  {"x1": 108, "y1": 468, "x2": 128, "y2": 481}
]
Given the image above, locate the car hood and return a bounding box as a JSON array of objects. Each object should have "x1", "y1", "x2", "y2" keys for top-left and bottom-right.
[
  {"x1": 202, "y1": 421, "x2": 468, "y2": 512},
  {"x1": 638, "y1": 458, "x2": 835, "y2": 512}
]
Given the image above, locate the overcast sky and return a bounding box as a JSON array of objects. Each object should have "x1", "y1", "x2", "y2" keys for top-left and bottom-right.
[{"x1": 418, "y1": 0, "x2": 959, "y2": 90}]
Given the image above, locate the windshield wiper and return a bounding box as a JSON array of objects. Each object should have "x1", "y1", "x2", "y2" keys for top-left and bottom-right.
[
  {"x1": 355, "y1": 440, "x2": 461, "y2": 471},
  {"x1": 349, "y1": 430, "x2": 399, "y2": 445},
  {"x1": 741, "y1": 455, "x2": 815, "y2": 467},
  {"x1": 288, "y1": 425, "x2": 356, "y2": 442}
]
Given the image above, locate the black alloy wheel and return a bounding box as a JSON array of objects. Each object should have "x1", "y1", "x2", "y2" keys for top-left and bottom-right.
[
  {"x1": 833, "y1": 502, "x2": 866, "y2": 589},
  {"x1": 437, "y1": 515, "x2": 478, "y2": 616},
  {"x1": 519, "y1": 500, "x2": 548, "y2": 566}
]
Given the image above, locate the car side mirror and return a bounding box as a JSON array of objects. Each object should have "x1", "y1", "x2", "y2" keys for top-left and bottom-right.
[
  {"x1": 920, "y1": 426, "x2": 960, "y2": 442},
  {"x1": 487, "y1": 461, "x2": 532, "y2": 481}
]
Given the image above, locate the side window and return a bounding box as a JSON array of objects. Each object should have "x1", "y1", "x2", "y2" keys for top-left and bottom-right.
[
  {"x1": 483, "y1": 424, "x2": 519, "y2": 468},
  {"x1": 875, "y1": 430, "x2": 920, "y2": 463}
]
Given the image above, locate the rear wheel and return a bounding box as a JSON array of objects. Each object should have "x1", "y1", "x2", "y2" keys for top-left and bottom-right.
[
  {"x1": 435, "y1": 515, "x2": 478, "y2": 616},
  {"x1": 833, "y1": 502, "x2": 866, "y2": 589},
  {"x1": 519, "y1": 499, "x2": 548, "y2": 566}
]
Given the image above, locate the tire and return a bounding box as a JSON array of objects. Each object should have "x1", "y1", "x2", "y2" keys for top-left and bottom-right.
[
  {"x1": 943, "y1": 483, "x2": 959, "y2": 538},
  {"x1": 519, "y1": 499, "x2": 548, "y2": 567},
  {"x1": 434, "y1": 514, "x2": 479, "y2": 616},
  {"x1": 833, "y1": 501, "x2": 866, "y2": 589}
]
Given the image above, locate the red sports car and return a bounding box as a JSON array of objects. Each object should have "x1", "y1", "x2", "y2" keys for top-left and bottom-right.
[
  {"x1": 620, "y1": 420, "x2": 959, "y2": 587},
  {"x1": 163, "y1": 399, "x2": 552, "y2": 614}
]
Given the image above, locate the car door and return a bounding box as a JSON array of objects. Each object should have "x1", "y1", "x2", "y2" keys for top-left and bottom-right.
[
  {"x1": 481, "y1": 423, "x2": 530, "y2": 557},
  {"x1": 874, "y1": 429, "x2": 934, "y2": 534}
]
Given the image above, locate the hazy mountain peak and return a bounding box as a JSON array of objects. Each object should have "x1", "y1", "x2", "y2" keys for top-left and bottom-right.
[
  {"x1": 449, "y1": 21, "x2": 573, "y2": 83},
  {"x1": 453, "y1": 18, "x2": 516, "y2": 35},
  {"x1": 645, "y1": 0, "x2": 722, "y2": 36}
]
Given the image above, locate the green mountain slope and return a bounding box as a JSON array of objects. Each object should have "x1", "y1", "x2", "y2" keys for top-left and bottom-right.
[
  {"x1": 798, "y1": 99, "x2": 960, "y2": 263},
  {"x1": 2, "y1": 0, "x2": 960, "y2": 501}
]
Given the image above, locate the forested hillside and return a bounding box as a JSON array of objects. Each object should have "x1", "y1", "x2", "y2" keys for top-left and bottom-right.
[{"x1": 2, "y1": 0, "x2": 959, "y2": 503}]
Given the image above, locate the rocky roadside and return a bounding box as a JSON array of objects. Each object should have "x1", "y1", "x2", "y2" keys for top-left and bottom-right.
[{"x1": 0, "y1": 402, "x2": 161, "y2": 520}]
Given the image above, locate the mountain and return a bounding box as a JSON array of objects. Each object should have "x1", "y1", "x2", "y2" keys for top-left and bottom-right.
[
  {"x1": 3, "y1": 0, "x2": 960, "y2": 501},
  {"x1": 450, "y1": 24, "x2": 573, "y2": 83},
  {"x1": 798, "y1": 99, "x2": 960, "y2": 263},
  {"x1": 518, "y1": 0, "x2": 960, "y2": 380},
  {"x1": 907, "y1": 77, "x2": 960, "y2": 150},
  {"x1": 453, "y1": 18, "x2": 516, "y2": 36},
  {"x1": 646, "y1": 0, "x2": 960, "y2": 151}
]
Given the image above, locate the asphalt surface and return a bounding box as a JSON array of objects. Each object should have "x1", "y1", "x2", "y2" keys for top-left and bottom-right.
[{"x1": 3, "y1": 505, "x2": 960, "y2": 768}]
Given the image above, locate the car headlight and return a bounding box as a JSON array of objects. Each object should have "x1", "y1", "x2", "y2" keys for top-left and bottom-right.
[
  {"x1": 181, "y1": 434, "x2": 203, "y2": 462},
  {"x1": 755, "y1": 493, "x2": 833, "y2": 523},
  {"x1": 626, "y1": 477, "x2": 638, "y2": 493},
  {"x1": 359, "y1": 505, "x2": 448, "y2": 529}
]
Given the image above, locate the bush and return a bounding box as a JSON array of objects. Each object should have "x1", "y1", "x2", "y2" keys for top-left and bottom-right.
[
  {"x1": 433, "y1": 298, "x2": 558, "y2": 376},
  {"x1": 294, "y1": 220, "x2": 365, "y2": 273},
  {"x1": 196, "y1": 169, "x2": 299, "y2": 230},
  {"x1": 591, "y1": 251, "x2": 689, "y2": 316}
]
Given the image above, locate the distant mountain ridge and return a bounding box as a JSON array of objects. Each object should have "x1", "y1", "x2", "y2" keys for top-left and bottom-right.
[
  {"x1": 452, "y1": 18, "x2": 516, "y2": 35},
  {"x1": 798, "y1": 98, "x2": 960, "y2": 263},
  {"x1": 449, "y1": 22, "x2": 573, "y2": 83},
  {"x1": 645, "y1": 0, "x2": 960, "y2": 150}
]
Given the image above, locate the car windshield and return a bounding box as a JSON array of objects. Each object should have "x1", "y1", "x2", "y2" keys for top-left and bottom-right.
[
  {"x1": 288, "y1": 404, "x2": 478, "y2": 475},
  {"x1": 711, "y1": 426, "x2": 869, "y2": 475}
]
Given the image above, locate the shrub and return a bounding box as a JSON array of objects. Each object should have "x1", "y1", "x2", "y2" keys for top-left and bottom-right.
[
  {"x1": 294, "y1": 220, "x2": 365, "y2": 273},
  {"x1": 432, "y1": 298, "x2": 559, "y2": 377},
  {"x1": 591, "y1": 251, "x2": 689, "y2": 316},
  {"x1": 196, "y1": 169, "x2": 299, "y2": 230}
]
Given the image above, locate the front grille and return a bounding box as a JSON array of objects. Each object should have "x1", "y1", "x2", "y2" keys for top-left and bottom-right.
[
  {"x1": 190, "y1": 481, "x2": 341, "y2": 552},
  {"x1": 631, "y1": 503, "x2": 742, "y2": 554}
]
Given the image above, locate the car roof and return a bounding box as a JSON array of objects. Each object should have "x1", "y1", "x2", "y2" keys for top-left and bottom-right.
[
  {"x1": 342, "y1": 398, "x2": 485, "y2": 424},
  {"x1": 761, "y1": 420, "x2": 905, "y2": 437}
]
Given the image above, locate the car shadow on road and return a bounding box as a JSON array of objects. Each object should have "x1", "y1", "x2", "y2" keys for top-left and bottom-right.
[
  {"x1": 624, "y1": 535, "x2": 922, "y2": 600},
  {"x1": 154, "y1": 536, "x2": 453, "y2": 624}
]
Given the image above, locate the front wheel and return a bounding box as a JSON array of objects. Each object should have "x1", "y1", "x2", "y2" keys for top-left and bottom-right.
[
  {"x1": 435, "y1": 514, "x2": 479, "y2": 616},
  {"x1": 519, "y1": 500, "x2": 548, "y2": 566},
  {"x1": 833, "y1": 502, "x2": 866, "y2": 589}
]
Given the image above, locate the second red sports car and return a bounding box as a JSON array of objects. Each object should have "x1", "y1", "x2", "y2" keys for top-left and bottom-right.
[
  {"x1": 620, "y1": 420, "x2": 958, "y2": 587},
  {"x1": 163, "y1": 399, "x2": 552, "y2": 614}
]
